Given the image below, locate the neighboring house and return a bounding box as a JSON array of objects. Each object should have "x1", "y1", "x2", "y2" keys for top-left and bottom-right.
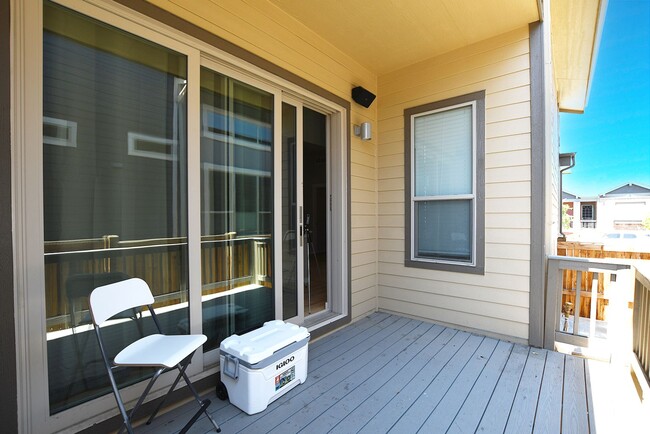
[
  {"x1": 563, "y1": 183, "x2": 650, "y2": 234},
  {"x1": 599, "y1": 183, "x2": 650, "y2": 231},
  {"x1": 2, "y1": 0, "x2": 606, "y2": 431},
  {"x1": 562, "y1": 190, "x2": 578, "y2": 229}
]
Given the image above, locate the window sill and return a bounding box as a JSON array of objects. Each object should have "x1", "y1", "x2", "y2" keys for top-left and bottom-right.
[{"x1": 404, "y1": 257, "x2": 485, "y2": 275}]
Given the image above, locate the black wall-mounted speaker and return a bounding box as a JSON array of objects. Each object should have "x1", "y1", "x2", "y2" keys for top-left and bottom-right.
[{"x1": 352, "y1": 86, "x2": 376, "y2": 108}]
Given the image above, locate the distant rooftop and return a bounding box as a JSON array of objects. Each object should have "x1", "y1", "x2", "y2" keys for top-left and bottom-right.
[
  {"x1": 601, "y1": 183, "x2": 650, "y2": 197},
  {"x1": 563, "y1": 183, "x2": 650, "y2": 201},
  {"x1": 563, "y1": 191, "x2": 580, "y2": 200}
]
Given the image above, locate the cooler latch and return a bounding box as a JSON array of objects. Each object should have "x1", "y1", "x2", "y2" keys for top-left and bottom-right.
[{"x1": 223, "y1": 354, "x2": 240, "y2": 380}]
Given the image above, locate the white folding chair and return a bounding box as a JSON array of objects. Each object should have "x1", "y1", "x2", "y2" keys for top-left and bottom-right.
[{"x1": 89, "y1": 278, "x2": 221, "y2": 434}]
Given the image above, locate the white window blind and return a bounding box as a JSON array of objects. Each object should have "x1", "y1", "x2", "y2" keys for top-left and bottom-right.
[{"x1": 414, "y1": 106, "x2": 472, "y2": 197}]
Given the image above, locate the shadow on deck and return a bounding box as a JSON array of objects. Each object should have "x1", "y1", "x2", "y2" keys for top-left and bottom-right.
[{"x1": 138, "y1": 312, "x2": 643, "y2": 433}]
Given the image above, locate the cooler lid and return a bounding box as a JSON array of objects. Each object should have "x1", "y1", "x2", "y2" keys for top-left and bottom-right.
[{"x1": 220, "y1": 320, "x2": 310, "y2": 364}]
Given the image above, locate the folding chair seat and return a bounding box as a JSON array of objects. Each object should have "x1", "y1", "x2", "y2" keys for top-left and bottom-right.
[{"x1": 89, "y1": 278, "x2": 220, "y2": 434}]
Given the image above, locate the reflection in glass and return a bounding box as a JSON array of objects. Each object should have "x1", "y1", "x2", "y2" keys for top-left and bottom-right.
[
  {"x1": 200, "y1": 68, "x2": 274, "y2": 351},
  {"x1": 282, "y1": 103, "x2": 298, "y2": 319},
  {"x1": 43, "y1": 1, "x2": 188, "y2": 414},
  {"x1": 302, "y1": 107, "x2": 328, "y2": 316},
  {"x1": 416, "y1": 200, "x2": 472, "y2": 262}
]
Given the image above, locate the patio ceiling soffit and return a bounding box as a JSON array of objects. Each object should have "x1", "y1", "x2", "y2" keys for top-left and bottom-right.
[
  {"x1": 267, "y1": 0, "x2": 541, "y2": 75},
  {"x1": 550, "y1": 0, "x2": 608, "y2": 113}
]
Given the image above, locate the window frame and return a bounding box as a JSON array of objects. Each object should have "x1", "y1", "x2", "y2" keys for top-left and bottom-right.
[
  {"x1": 404, "y1": 91, "x2": 485, "y2": 274},
  {"x1": 43, "y1": 116, "x2": 77, "y2": 148},
  {"x1": 127, "y1": 132, "x2": 177, "y2": 160}
]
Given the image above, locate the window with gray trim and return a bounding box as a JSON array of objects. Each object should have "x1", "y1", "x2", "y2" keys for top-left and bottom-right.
[
  {"x1": 404, "y1": 91, "x2": 485, "y2": 274},
  {"x1": 581, "y1": 204, "x2": 594, "y2": 220}
]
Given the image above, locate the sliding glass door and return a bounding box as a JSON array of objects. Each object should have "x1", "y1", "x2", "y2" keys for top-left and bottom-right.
[
  {"x1": 199, "y1": 66, "x2": 275, "y2": 352},
  {"x1": 43, "y1": 0, "x2": 189, "y2": 414},
  {"x1": 281, "y1": 100, "x2": 330, "y2": 324},
  {"x1": 35, "y1": 2, "x2": 346, "y2": 427}
]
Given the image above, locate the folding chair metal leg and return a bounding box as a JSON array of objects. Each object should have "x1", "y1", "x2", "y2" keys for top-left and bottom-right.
[
  {"x1": 180, "y1": 370, "x2": 221, "y2": 432},
  {"x1": 94, "y1": 327, "x2": 135, "y2": 434},
  {"x1": 180, "y1": 399, "x2": 211, "y2": 434},
  {"x1": 108, "y1": 370, "x2": 135, "y2": 434},
  {"x1": 101, "y1": 343, "x2": 219, "y2": 434},
  {"x1": 117, "y1": 368, "x2": 166, "y2": 434},
  {"x1": 144, "y1": 354, "x2": 221, "y2": 433},
  {"x1": 145, "y1": 357, "x2": 192, "y2": 425},
  {"x1": 64, "y1": 328, "x2": 91, "y2": 402}
]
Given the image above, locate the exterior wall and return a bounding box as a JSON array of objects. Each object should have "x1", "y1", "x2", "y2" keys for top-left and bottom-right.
[
  {"x1": 598, "y1": 196, "x2": 650, "y2": 231},
  {"x1": 1, "y1": 0, "x2": 18, "y2": 430},
  {"x1": 565, "y1": 196, "x2": 650, "y2": 234},
  {"x1": 377, "y1": 26, "x2": 532, "y2": 341},
  {"x1": 144, "y1": 0, "x2": 379, "y2": 321}
]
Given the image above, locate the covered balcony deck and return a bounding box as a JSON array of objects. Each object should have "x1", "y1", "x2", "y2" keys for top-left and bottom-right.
[{"x1": 135, "y1": 312, "x2": 646, "y2": 434}]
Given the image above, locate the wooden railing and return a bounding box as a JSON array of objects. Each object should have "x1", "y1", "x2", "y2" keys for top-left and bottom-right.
[
  {"x1": 632, "y1": 265, "x2": 650, "y2": 397},
  {"x1": 557, "y1": 242, "x2": 650, "y2": 321},
  {"x1": 553, "y1": 241, "x2": 650, "y2": 395},
  {"x1": 544, "y1": 255, "x2": 631, "y2": 353},
  {"x1": 44, "y1": 234, "x2": 271, "y2": 331}
]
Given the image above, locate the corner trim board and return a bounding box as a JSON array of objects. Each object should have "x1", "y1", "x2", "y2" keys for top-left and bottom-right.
[{"x1": 528, "y1": 21, "x2": 546, "y2": 348}]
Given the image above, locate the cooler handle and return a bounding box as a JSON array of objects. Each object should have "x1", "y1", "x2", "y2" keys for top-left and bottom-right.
[{"x1": 223, "y1": 354, "x2": 239, "y2": 380}]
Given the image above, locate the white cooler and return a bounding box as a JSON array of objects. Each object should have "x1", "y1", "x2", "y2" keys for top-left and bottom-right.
[{"x1": 219, "y1": 320, "x2": 310, "y2": 414}]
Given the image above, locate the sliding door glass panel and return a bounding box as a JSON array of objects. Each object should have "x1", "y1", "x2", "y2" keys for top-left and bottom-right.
[
  {"x1": 43, "y1": 1, "x2": 188, "y2": 414},
  {"x1": 303, "y1": 107, "x2": 328, "y2": 315},
  {"x1": 282, "y1": 103, "x2": 298, "y2": 320},
  {"x1": 200, "y1": 68, "x2": 274, "y2": 351}
]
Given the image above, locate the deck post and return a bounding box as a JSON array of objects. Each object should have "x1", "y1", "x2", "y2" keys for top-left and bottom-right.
[{"x1": 544, "y1": 259, "x2": 561, "y2": 350}]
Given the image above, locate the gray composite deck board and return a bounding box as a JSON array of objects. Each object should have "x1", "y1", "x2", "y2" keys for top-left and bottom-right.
[
  {"x1": 324, "y1": 326, "x2": 459, "y2": 434},
  {"x1": 533, "y1": 350, "x2": 565, "y2": 434},
  {"x1": 260, "y1": 319, "x2": 427, "y2": 433},
  {"x1": 417, "y1": 337, "x2": 499, "y2": 433},
  {"x1": 139, "y1": 312, "x2": 595, "y2": 434},
  {"x1": 300, "y1": 323, "x2": 447, "y2": 433},
  {"x1": 584, "y1": 360, "x2": 597, "y2": 434},
  {"x1": 387, "y1": 335, "x2": 492, "y2": 433},
  {"x1": 217, "y1": 316, "x2": 418, "y2": 433},
  {"x1": 358, "y1": 330, "x2": 473, "y2": 434},
  {"x1": 474, "y1": 344, "x2": 530, "y2": 433},
  {"x1": 562, "y1": 355, "x2": 589, "y2": 434},
  {"x1": 504, "y1": 347, "x2": 547, "y2": 434},
  {"x1": 445, "y1": 340, "x2": 514, "y2": 434}
]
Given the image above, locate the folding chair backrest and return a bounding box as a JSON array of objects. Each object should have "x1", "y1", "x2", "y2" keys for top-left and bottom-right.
[
  {"x1": 67, "y1": 271, "x2": 131, "y2": 326},
  {"x1": 89, "y1": 278, "x2": 155, "y2": 325}
]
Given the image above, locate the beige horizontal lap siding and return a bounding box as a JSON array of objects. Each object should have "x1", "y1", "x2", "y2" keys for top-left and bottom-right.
[
  {"x1": 147, "y1": 0, "x2": 379, "y2": 320},
  {"x1": 377, "y1": 26, "x2": 532, "y2": 341}
]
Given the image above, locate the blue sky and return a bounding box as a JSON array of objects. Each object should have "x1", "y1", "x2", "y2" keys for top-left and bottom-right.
[{"x1": 560, "y1": 0, "x2": 650, "y2": 198}]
